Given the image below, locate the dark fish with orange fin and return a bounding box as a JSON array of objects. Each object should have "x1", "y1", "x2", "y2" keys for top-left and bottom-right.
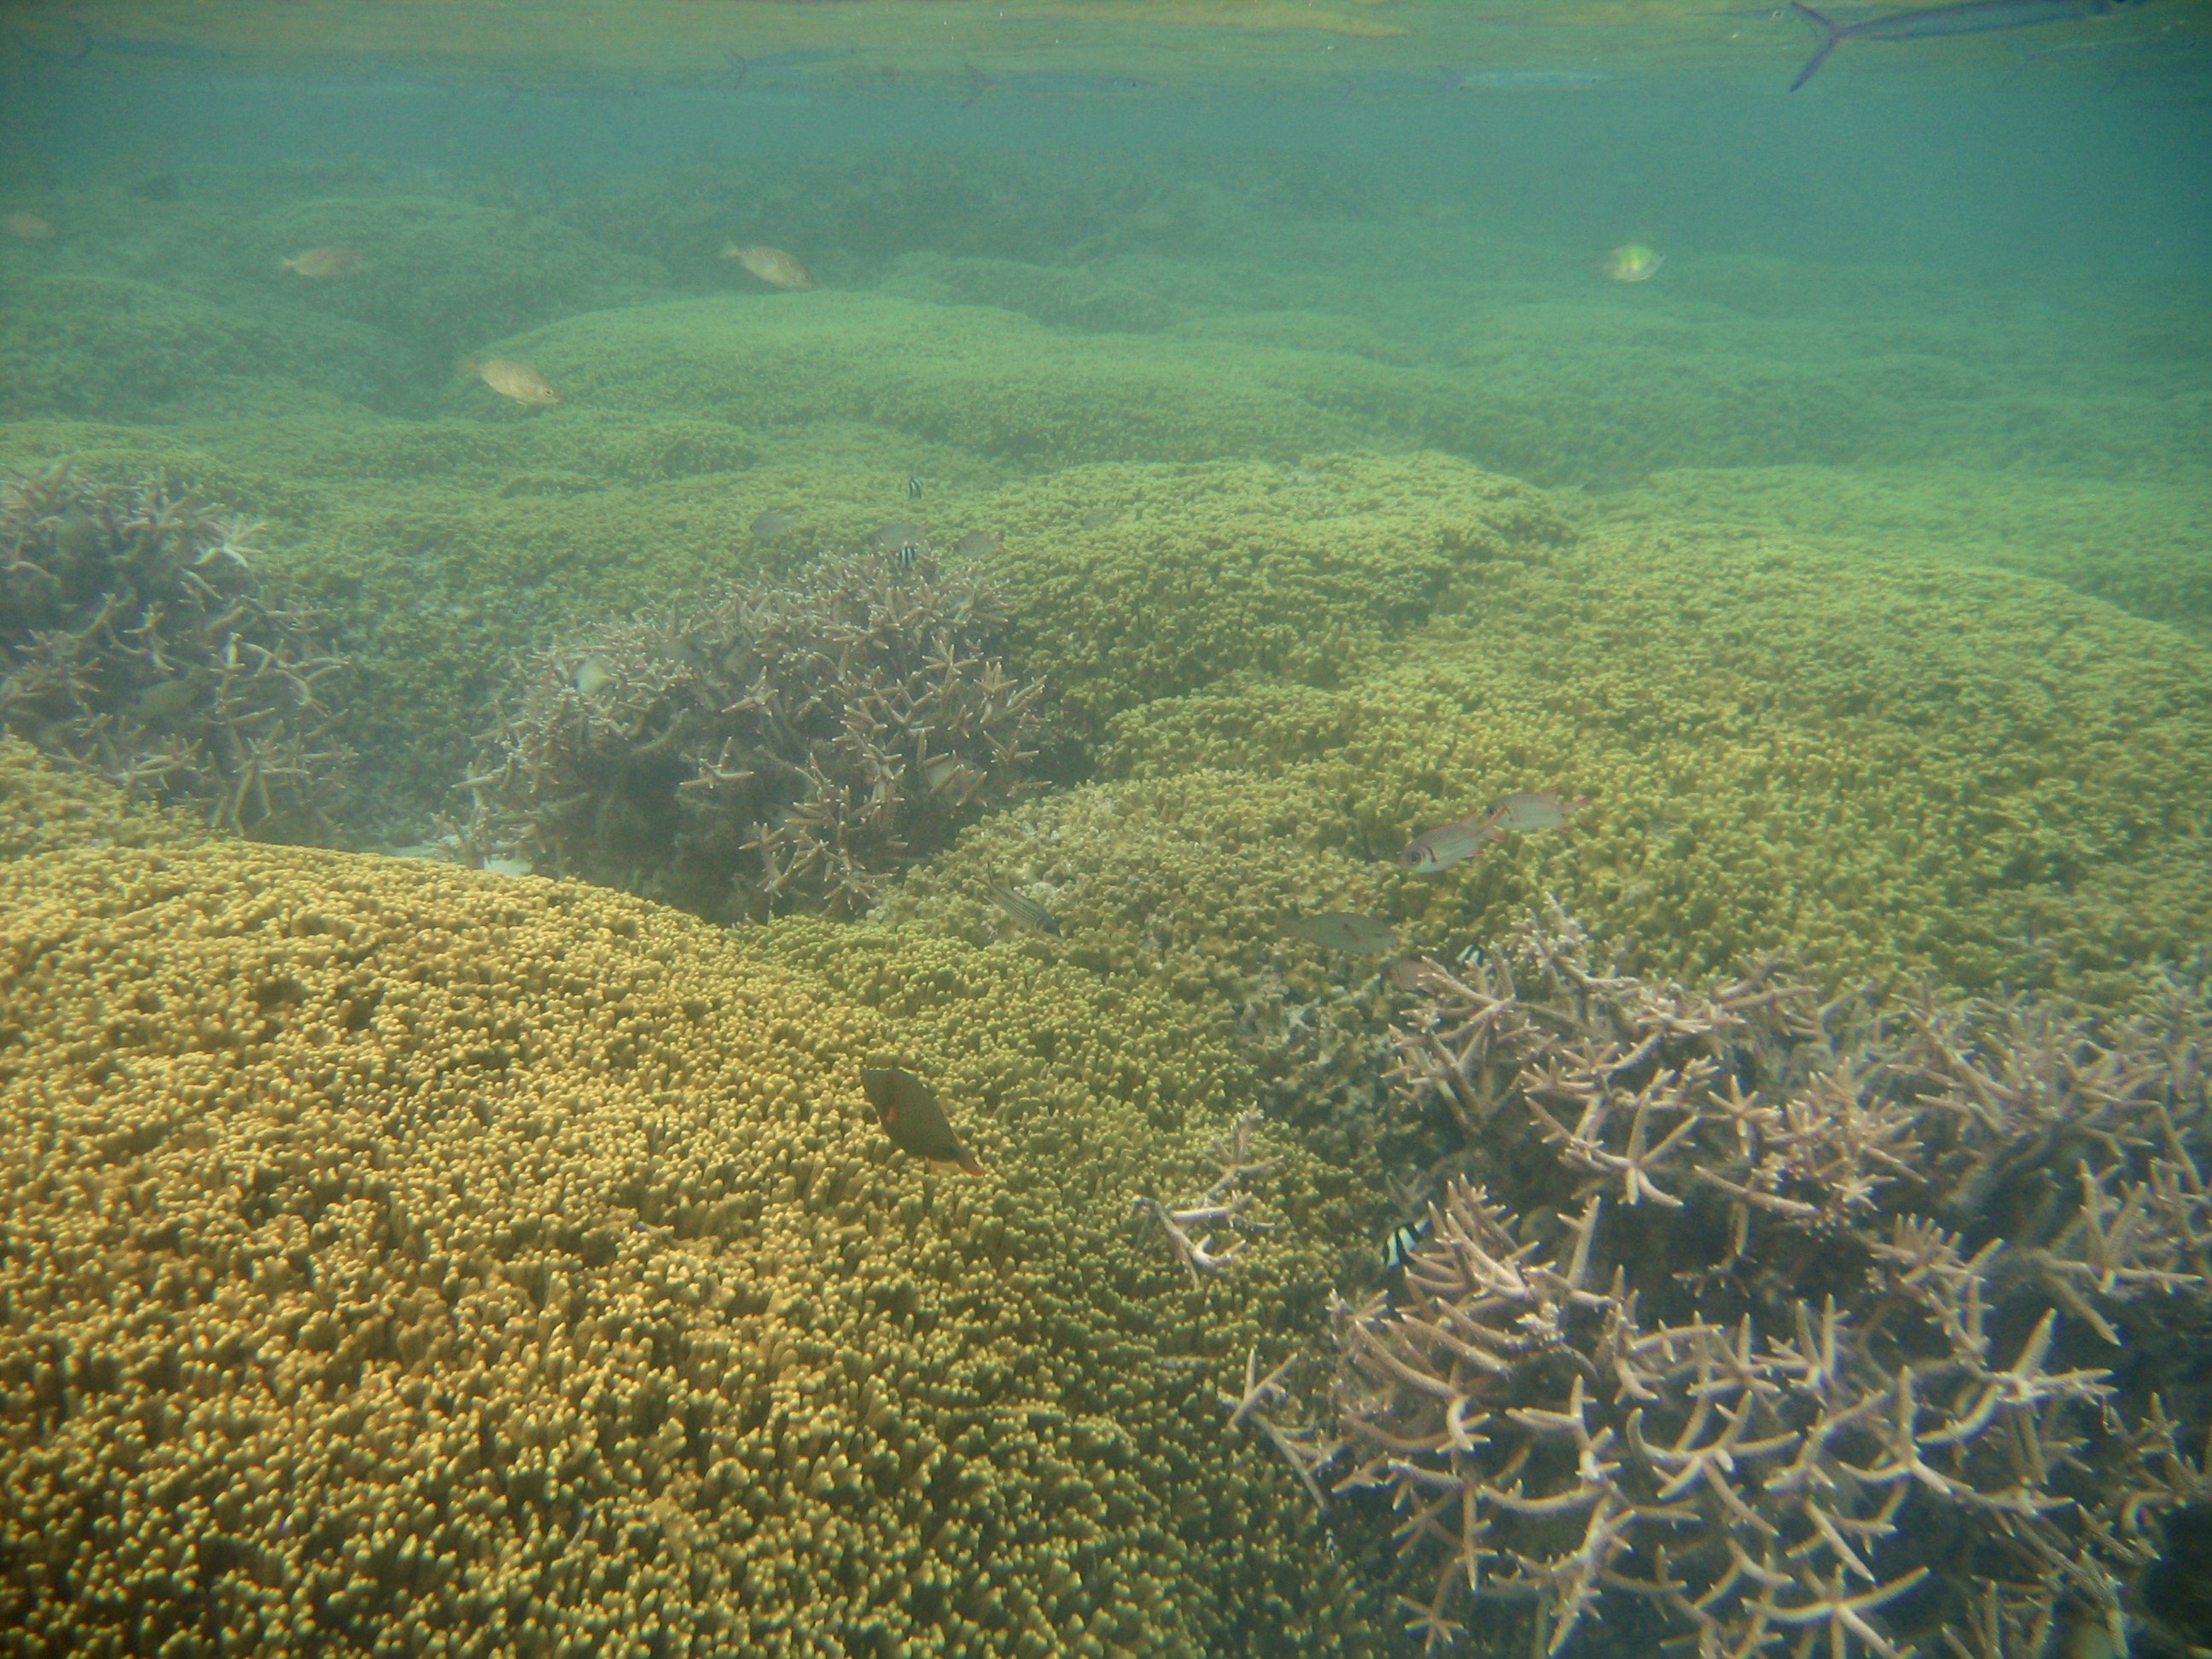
[{"x1": 862, "y1": 1068, "x2": 984, "y2": 1175}]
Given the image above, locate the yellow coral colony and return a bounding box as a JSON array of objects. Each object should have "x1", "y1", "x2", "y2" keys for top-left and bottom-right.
[{"x1": 0, "y1": 830, "x2": 1380, "y2": 1657}]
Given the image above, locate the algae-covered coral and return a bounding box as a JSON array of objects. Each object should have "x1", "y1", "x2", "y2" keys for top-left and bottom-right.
[
  {"x1": 0, "y1": 464, "x2": 349, "y2": 838},
  {"x1": 1334, "y1": 908, "x2": 2211, "y2": 1657},
  {"x1": 465, "y1": 551, "x2": 1042, "y2": 919},
  {"x1": 0, "y1": 823, "x2": 1387, "y2": 1659}
]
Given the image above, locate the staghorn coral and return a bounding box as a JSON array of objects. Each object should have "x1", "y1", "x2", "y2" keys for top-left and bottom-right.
[
  {"x1": 1332, "y1": 906, "x2": 2212, "y2": 1658},
  {"x1": 463, "y1": 550, "x2": 1041, "y2": 920},
  {"x1": 0, "y1": 464, "x2": 348, "y2": 840},
  {"x1": 0, "y1": 837, "x2": 1392, "y2": 1659}
]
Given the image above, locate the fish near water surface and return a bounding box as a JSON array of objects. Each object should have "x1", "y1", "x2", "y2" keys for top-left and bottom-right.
[
  {"x1": 468, "y1": 358, "x2": 561, "y2": 409},
  {"x1": 723, "y1": 245, "x2": 816, "y2": 290},
  {"x1": 1600, "y1": 243, "x2": 1664, "y2": 282},
  {"x1": 1788, "y1": 0, "x2": 2151, "y2": 88},
  {"x1": 282, "y1": 246, "x2": 364, "y2": 278},
  {"x1": 861, "y1": 1068, "x2": 984, "y2": 1175}
]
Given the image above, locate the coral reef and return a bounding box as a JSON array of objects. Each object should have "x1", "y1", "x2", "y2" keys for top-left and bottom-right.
[
  {"x1": 0, "y1": 465, "x2": 348, "y2": 839},
  {"x1": 1092, "y1": 523, "x2": 2212, "y2": 1006},
  {"x1": 1331, "y1": 905, "x2": 2212, "y2": 1657},
  {"x1": 463, "y1": 550, "x2": 1041, "y2": 918},
  {"x1": 0, "y1": 835, "x2": 1388, "y2": 1658},
  {"x1": 0, "y1": 735, "x2": 207, "y2": 861}
]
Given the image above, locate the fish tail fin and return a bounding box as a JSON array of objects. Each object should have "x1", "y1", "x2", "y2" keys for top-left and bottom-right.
[{"x1": 1787, "y1": 2, "x2": 1840, "y2": 89}]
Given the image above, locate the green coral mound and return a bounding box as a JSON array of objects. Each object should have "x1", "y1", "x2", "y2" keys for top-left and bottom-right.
[
  {"x1": 897, "y1": 480, "x2": 2212, "y2": 1019},
  {"x1": 973, "y1": 453, "x2": 1570, "y2": 751}
]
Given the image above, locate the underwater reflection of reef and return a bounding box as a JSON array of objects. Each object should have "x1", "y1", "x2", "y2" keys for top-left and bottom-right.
[
  {"x1": 0, "y1": 466, "x2": 349, "y2": 840},
  {"x1": 1331, "y1": 905, "x2": 2210, "y2": 1658},
  {"x1": 463, "y1": 550, "x2": 1040, "y2": 919}
]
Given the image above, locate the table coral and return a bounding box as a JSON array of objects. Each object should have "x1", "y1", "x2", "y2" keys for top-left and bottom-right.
[
  {"x1": 1331, "y1": 905, "x2": 2211, "y2": 1658},
  {"x1": 0, "y1": 464, "x2": 350, "y2": 839},
  {"x1": 463, "y1": 550, "x2": 1042, "y2": 920},
  {"x1": 0, "y1": 840, "x2": 1391, "y2": 1659}
]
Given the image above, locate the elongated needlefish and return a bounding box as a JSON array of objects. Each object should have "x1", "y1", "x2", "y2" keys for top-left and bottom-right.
[{"x1": 1788, "y1": 0, "x2": 2151, "y2": 89}]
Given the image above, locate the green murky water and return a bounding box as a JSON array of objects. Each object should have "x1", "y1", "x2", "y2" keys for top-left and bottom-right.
[{"x1": 3, "y1": 3, "x2": 2210, "y2": 1656}]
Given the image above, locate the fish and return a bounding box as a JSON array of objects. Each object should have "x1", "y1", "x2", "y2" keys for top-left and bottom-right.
[
  {"x1": 861, "y1": 1068, "x2": 984, "y2": 1175},
  {"x1": 574, "y1": 656, "x2": 614, "y2": 698},
  {"x1": 750, "y1": 509, "x2": 796, "y2": 540},
  {"x1": 1382, "y1": 1217, "x2": 1431, "y2": 1272},
  {"x1": 1281, "y1": 912, "x2": 1400, "y2": 953},
  {"x1": 467, "y1": 358, "x2": 562, "y2": 409},
  {"x1": 1398, "y1": 790, "x2": 1589, "y2": 872},
  {"x1": 952, "y1": 530, "x2": 998, "y2": 557},
  {"x1": 865, "y1": 520, "x2": 928, "y2": 557},
  {"x1": 962, "y1": 67, "x2": 1155, "y2": 106},
  {"x1": 1787, "y1": 0, "x2": 2149, "y2": 90},
  {"x1": 1450, "y1": 68, "x2": 1609, "y2": 91},
  {"x1": 1077, "y1": 505, "x2": 1119, "y2": 529},
  {"x1": 1488, "y1": 790, "x2": 1590, "y2": 832},
  {"x1": 1387, "y1": 958, "x2": 1435, "y2": 992},
  {"x1": 281, "y1": 246, "x2": 366, "y2": 279},
  {"x1": 1398, "y1": 815, "x2": 1506, "y2": 873},
  {"x1": 723, "y1": 245, "x2": 816, "y2": 290},
  {"x1": 905, "y1": 476, "x2": 925, "y2": 500},
  {"x1": 723, "y1": 46, "x2": 857, "y2": 88},
  {"x1": 989, "y1": 885, "x2": 1062, "y2": 935},
  {"x1": 132, "y1": 678, "x2": 197, "y2": 721},
  {"x1": 1599, "y1": 243, "x2": 1664, "y2": 282},
  {"x1": 2, "y1": 213, "x2": 55, "y2": 242},
  {"x1": 90, "y1": 33, "x2": 232, "y2": 61}
]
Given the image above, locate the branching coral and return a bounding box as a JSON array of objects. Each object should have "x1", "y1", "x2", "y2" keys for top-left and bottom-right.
[
  {"x1": 1333, "y1": 905, "x2": 2211, "y2": 1658},
  {"x1": 463, "y1": 550, "x2": 1041, "y2": 919},
  {"x1": 0, "y1": 465, "x2": 349, "y2": 839}
]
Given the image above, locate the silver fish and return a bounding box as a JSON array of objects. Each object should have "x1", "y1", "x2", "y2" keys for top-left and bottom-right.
[
  {"x1": 1488, "y1": 790, "x2": 1587, "y2": 832},
  {"x1": 952, "y1": 529, "x2": 998, "y2": 557},
  {"x1": 1281, "y1": 912, "x2": 1400, "y2": 953},
  {"x1": 990, "y1": 885, "x2": 1061, "y2": 935},
  {"x1": 1788, "y1": 0, "x2": 2147, "y2": 90},
  {"x1": 1398, "y1": 815, "x2": 1504, "y2": 873},
  {"x1": 750, "y1": 509, "x2": 795, "y2": 539}
]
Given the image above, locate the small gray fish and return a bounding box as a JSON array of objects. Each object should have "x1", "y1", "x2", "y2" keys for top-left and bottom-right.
[
  {"x1": 865, "y1": 520, "x2": 927, "y2": 555},
  {"x1": 751, "y1": 509, "x2": 795, "y2": 539},
  {"x1": 952, "y1": 529, "x2": 998, "y2": 557},
  {"x1": 132, "y1": 678, "x2": 197, "y2": 722},
  {"x1": 1077, "y1": 505, "x2": 1119, "y2": 529},
  {"x1": 990, "y1": 885, "x2": 1062, "y2": 936},
  {"x1": 1282, "y1": 912, "x2": 1400, "y2": 953},
  {"x1": 861, "y1": 1068, "x2": 984, "y2": 1174}
]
